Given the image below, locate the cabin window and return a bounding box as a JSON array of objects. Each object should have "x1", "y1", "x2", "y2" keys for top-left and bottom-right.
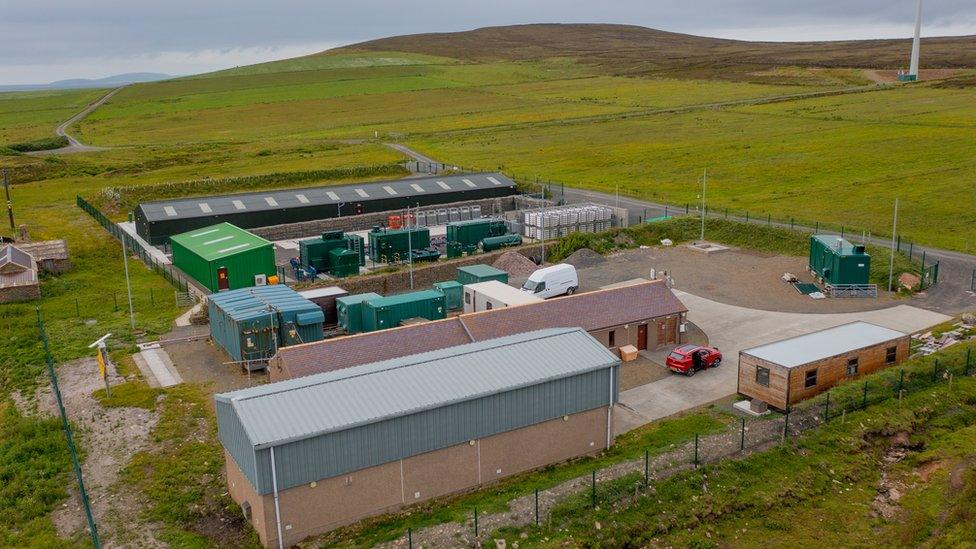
[
  {"x1": 608, "y1": 330, "x2": 616, "y2": 347},
  {"x1": 886, "y1": 346, "x2": 898, "y2": 364},
  {"x1": 847, "y1": 357, "x2": 859, "y2": 376},
  {"x1": 805, "y1": 369, "x2": 818, "y2": 389},
  {"x1": 486, "y1": 302, "x2": 493, "y2": 310},
  {"x1": 756, "y1": 366, "x2": 770, "y2": 387},
  {"x1": 464, "y1": 292, "x2": 471, "y2": 304}
]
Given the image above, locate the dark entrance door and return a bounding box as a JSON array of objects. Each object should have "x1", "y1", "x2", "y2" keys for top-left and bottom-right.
[
  {"x1": 637, "y1": 324, "x2": 648, "y2": 351},
  {"x1": 217, "y1": 266, "x2": 230, "y2": 291}
]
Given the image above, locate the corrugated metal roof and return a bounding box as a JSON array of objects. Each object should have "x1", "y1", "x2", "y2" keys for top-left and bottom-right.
[
  {"x1": 741, "y1": 321, "x2": 906, "y2": 368},
  {"x1": 15, "y1": 240, "x2": 68, "y2": 261},
  {"x1": 169, "y1": 223, "x2": 271, "y2": 261},
  {"x1": 273, "y1": 280, "x2": 686, "y2": 379},
  {"x1": 138, "y1": 172, "x2": 515, "y2": 222},
  {"x1": 209, "y1": 285, "x2": 322, "y2": 323},
  {"x1": 218, "y1": 328, "x2": 617, "y2": 449}
]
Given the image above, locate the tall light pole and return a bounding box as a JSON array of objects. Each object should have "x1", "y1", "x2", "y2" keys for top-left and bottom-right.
[
  {"x1": 121, "y1": 235, "x2": 136, "y2": 330},
  {"x1": 888, "y1": 197, "x2": 899, "y2": 292},
  {"x1": 407, "y1": 205, "x2": 414, "y2": 290},
  {"x1": 699, "y1": 168, "x2": 708, "y2": 242}
]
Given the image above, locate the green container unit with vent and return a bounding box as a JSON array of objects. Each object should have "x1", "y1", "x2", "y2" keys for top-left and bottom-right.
[
  {"x1": 368, "y1": 227, "x2": 431, "y2": 263},
  {"x1": 446, "y1": 218, "x2": 508, "y2": 248},
  {"x1": 329, "y1": 248, "x2": 360, "y2": 278},
  {"x1": 336, "y1": 292, "x2": 382, "y2": 334},
  {"x1": 361, "y1": 290, "x2": 446, "y2": 332},
  {"x1": 299, "y1": 231, "x2": 347, "y2": 271},
  {"x1": 171, "y1": 223, "x2": 276, "y2": 293},
  {"x1": 808, "y1": 234, "x2": 871, "y2": 286},
  {"x1": 456, "y1": 264, "x2": 509, "y2": 286},
  {"x1": 432, "y1": 280, "x2": 463, "y2": 310}
]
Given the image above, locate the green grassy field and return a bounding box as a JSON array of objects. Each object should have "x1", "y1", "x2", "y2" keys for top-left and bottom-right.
[{"x1": 0, "y1": 88, "x2": 104, "y2": 145}]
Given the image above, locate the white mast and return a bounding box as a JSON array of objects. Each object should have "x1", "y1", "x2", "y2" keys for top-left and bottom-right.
[{"x1": 909, "y1": 0, "x2": 922, "y2": 78}]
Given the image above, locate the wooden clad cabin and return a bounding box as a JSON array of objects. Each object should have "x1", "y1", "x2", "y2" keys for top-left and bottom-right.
[{"x1": 737, "y1": 321, "x2": 910, "y2": 410}]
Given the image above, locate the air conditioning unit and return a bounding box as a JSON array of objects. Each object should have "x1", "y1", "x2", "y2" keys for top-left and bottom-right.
[{"x1": 254, "y1": 274, "x2": 268, "y2": 286}]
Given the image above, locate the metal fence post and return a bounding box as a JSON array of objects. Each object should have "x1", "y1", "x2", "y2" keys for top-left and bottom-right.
[
  {"x1": 972, "y1": 269, "x2": 976, "y2": 292},
  {"x1": 921, "y1": 250, "x2": 926, "y2": 269},
  {"x1": 113, "y1": 292, "x2": 118, "y2": 312},
  {"x1": 644, "y1": 449, "x2": 649, "y2": 486},
  {"x1": 739, "y1": 418, "x2": 745, "y2": 450},
  {"x1": 535, "y1": 489, "x2": 539, "y2": 525},
  {"x1": 899, "y1": 369, "x2": 905, "y2": 393},
  {"x1": 815, "y1": 221, "x2": 819, "y2": 233},
  {"x1": 933, "y1": 358, "x2": 939, "y2": 382},
  {"x1": 745, "y1": 211, "x2": 749, "y2": 222},
  {"x1": 790, "y1": 217, "x2": 794, "y2": 230},
  {"x1": 862, "y1": 381, "x2": 868, "y2": 409},
  {"x1": 685, "y1": 203, "x2": 689, "y2": 214},
  {"x1": 783, "y1": 408, "x2": 790, "y2": 439},
  {"x1": 473, "y1": 507, "x2": 478, "y2": 537},
  {"x1": 967, "y1": 349, "x2": 973, "y2": 376},
  {"x1": 824, "y1": 392, "x2": 830, "y2": 422},
  {"x1": 693, "y1": 433, "x2": 699, "y2": 468},
  {"x1": 908, "y1": 242, "x2": 913, "y2": 260},
  {"x1": 725, "y1": 207, "x2": 728, "y2": 219},
  {"x1": 408, "y1": 528, "x2": 412, "y2": 548},
  {"x1": 767, "y1": 213, "x2": 771, "y2": 226},
  {"x1": 591, "y1": 470, "x2": 596, "y2": 508},
  {"x1": 841, "y1": 226, "x2": 845, "y2": 239},
  {"x1": 75, "y1": 298, "x2": 80, "y2": 317}
]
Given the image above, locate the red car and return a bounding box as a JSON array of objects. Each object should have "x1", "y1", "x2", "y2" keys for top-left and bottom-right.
[{"x1": 666, "y1": 344, "x2": 722, "y2": 376}]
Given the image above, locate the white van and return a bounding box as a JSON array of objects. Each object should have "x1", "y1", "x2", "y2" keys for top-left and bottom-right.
[{"x1": 521, "y1": 263, "x2": 579, "y2": 299}]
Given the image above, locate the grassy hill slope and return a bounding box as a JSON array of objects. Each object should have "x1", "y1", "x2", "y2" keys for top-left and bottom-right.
[{"x1": 343, "y1": 23, "x2": 976, "y2": 76}]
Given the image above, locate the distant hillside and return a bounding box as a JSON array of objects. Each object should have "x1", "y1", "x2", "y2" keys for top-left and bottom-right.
[
  {"x1": 341, "y1": 23, "x2": 976, "y2": 74},
  {"x1": 0, "y1": 72, "x2": 171, "y2": 92}
]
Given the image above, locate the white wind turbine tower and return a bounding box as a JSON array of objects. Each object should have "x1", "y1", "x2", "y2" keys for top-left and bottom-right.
[{"x1": 901, "y1": 0, "x2": 923, "y2": 81}]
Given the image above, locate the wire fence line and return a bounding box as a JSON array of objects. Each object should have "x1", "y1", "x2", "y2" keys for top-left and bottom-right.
[{"x1": 384, "y1": 345, "x2": 975, "y2": 548}]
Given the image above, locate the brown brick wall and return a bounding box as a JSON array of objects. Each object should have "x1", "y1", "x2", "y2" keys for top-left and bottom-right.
[
  {"x1": 738, "y1": 336, "x2": 910, "y2": 410},
  {"x1": 227, "y1": 406, "x2": 610, "y2": 547},
  {"x1": 0, "y1": 284, "x2": 40, "y2": 303}
]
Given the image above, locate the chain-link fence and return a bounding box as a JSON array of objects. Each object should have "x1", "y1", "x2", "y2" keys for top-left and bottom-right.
[
  {"x1": 387, "y1": 344, "x2": 975, "y2": 548},
  {"x1": 76, "y1": 195, "x2": 191, "y2": 293}
]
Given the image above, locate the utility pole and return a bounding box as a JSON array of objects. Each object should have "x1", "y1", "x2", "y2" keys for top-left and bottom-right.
[
  {"x1": 699, "y1": 168, "x2": 707, "y2": 242},
  {"x1": 888, "y1": 197, "x2": 899, "y2": 292},
  {"x1": 407, "y1": 205, "x2": 414, "y2": 290},
  {"x1": 121, "y1": 235, "x2": 136, "y2": 330},
  {"x1": 3, "y1": 168, "x2": 13, "y2": 230}
]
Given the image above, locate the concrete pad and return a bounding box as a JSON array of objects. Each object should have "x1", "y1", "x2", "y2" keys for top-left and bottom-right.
[
  {"x1": 133, "y1": 343, "x2": 183, "y2": 388},
  {"x1": 614, "y1": 291, "x2": 951, "y2": 432},
  {"x1": 175, "y1": 302, "x2": 203, "y2": 327}
]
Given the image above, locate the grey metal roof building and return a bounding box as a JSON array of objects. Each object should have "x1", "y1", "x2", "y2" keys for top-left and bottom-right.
[
  {"x1": 135, "y1": 172, "x2": 517, "y2": 244},
  {"x1": 741, "y1": 321, "x2": 906, "y2": 368},
  {"x1": 215, "y1": 327, "x2": 619, "y2": 495}
]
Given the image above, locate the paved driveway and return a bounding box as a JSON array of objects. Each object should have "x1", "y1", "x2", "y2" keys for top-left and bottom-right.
[{"x1": 615, "y1": 291, "x2": 951, "y2": 432}]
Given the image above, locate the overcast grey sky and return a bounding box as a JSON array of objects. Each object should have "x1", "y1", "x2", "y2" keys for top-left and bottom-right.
[{"x1": 2, "y1": 0, "x2": 974, "y2": 84}]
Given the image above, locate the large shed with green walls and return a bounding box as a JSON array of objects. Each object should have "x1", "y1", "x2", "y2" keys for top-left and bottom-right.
[{"x1": 171, "y1": 223, "x2": 276, "y2": 293}]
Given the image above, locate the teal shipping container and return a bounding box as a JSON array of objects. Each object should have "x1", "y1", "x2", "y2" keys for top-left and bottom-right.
[
  {"x1": 432, "y1": 280, "x2": 463, "y2": 310},
  {"x1": 207, "y1": 285, "x2": 324, "y2": 370},
  {"x1": 361, "y1": 290, "x2": 446, "y2": 332},
  {"x1": 808, "y1": 235, "x2": 871, "y2": 285},
  {"x1": 368, "y1": 227, "x2": 431, "y2": 263},
  {"x1": 336, "y1": 292, "x2": 382, "y2": 334},
  {"x1": 456, "y1": 264, "x2": 509, "y2": 285}
]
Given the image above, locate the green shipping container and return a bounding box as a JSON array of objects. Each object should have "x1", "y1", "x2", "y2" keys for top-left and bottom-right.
[
  {"x1": 446, "y1": 218, "x2": 508, "y2": 247},
  {"x1": 456, "y1": 264, "x2": 509, "y2": 285},
  {"x1": 361, "y1": 290, "x2": 446, "y2": 332},
  {"x1": 171, "y1": 223, "x2": 276, "y2": 293},
  {"x1": 808, "y1": 235, "x2": 871, "y2": 285},
  {"x1": 369, "y1": 227, "x2": 431, "y2": 263},
  {"x1": 433, "y1": 280, "x2": 463, "y2": 310},
  {"x1": 480, "y1": 234, "x2": 522, "y2": 252},
  {"x1": 329, "y1": 248, "x2": 360, "y2": 278},
  {"x1": 336, "y1": 292, "x2": 382, "y2": 334},
  {"x1": 299, "y1": 232, "x2": 348, "y2": 271}
]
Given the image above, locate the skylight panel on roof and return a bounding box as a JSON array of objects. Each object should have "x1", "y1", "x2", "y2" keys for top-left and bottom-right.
[
  {"x1": 199, "y1": 203, "x2": 212, "y2": 213},
  {"x1": 296, "y1": 194, "x2": 310, "y2": 204},
  {"x1": 191, "y1": 228, "x2": 220, "y2": 238},
  {"x1": 204, "y1": 235, "x2": 233, "y2": 245},
  {"x1": 164, "y1": 206, "x2": 178, "y2": 217},
  {"x1": 264, "y1": 197, "x2": 279, "y2": 207},
  {"x1": 436, "y1": 181, "x2": 451, "y2": 190},
  {"x1": 487, "y1": 176, "x2": 503, "y2": 186},
  {"x1": 218, "y1": 243, "x2": 250, "y2": 254},
  {"x1": 410, "y1": 183, "x2": 425, "y2": 193},
  {"x1": 233, "y1": 200, "x2": 246, "y2": 210},
  {"x1": 355, "y1": 189, "x2": 369, "y2": 198},
  {"x1": 383, "y1": 186, "x2": 397, "y2": 195},
  {"x1": 326, "y1": 191, "x2": 340, "y2": 201},
  {"x1": 462, "y1": 178, "x2": 477, "y2": 188}
]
